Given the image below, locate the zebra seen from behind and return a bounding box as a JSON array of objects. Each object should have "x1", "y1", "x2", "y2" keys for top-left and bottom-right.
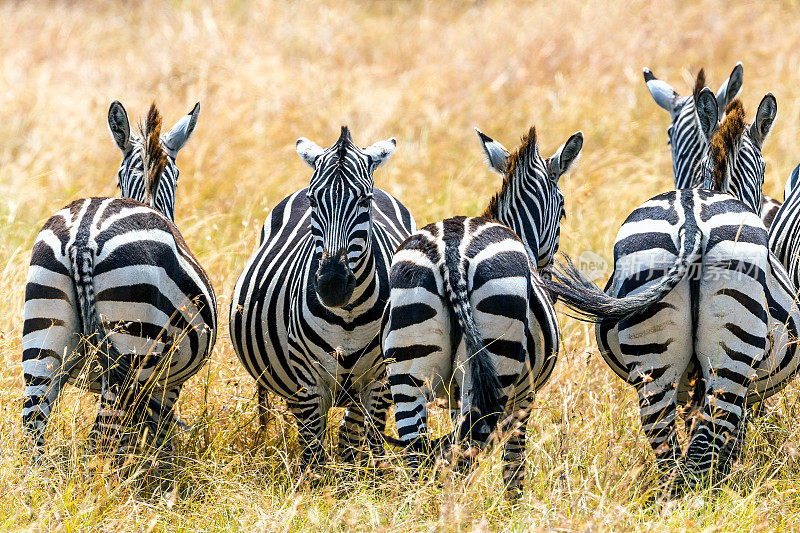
[
  {"x1": 643, "y1": 63, "x2": 782, "y2": 226},
  {"x1": 22, "y1": 102, "x2": 217, "y2": 460},
  {"x1": 229, "y1": 127, "x2": 415, "y2": 470},
  {"x1": 382, "y1": 125, "x2": 582, "y2": 497},
  {"x1": 546, "y1": 90, "x2": 800, "y2": 494}
]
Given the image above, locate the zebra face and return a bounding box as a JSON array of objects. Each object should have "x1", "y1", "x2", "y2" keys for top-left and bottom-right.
[
  {"x1": 696, "y1": 89, "x2": 776, "y2": 213},
  {"x1": 644, "y1": 64, "x2": 743, "y2": 189},
  {"x1": 108, "y1": 101, "x2": 200, "y2": 221},
  {"x1": 477, "y1": 127, "x2": 582, "y2": 269},
  {"x1": 296, "y1": 127, "x2": 396, "y2": 308}
]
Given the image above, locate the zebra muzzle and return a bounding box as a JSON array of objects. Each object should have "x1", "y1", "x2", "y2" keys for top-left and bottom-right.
[{"x1": 315, "y1": 251, "x2": 356, "y2": 308}]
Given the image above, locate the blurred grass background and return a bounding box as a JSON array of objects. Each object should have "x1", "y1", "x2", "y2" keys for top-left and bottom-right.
[{"x1": 1, "y1": 0, "x2": 799, "y2": 530}]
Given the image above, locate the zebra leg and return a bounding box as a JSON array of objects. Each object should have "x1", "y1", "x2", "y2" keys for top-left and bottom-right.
[
  {"x1": 616, "y1": 277, "x2": 692, "y2": 476},
  {"x1": 680, "y1": 264, "x2": 767, "y2": 491},
  {"x1": 22, "y1": 262, "x2": 82, "y2": 459},
  {"x1": 287, "y1": 390, "x2": 328, "y2": 471},
  {"x1": 501, "y1": 395, "x2": 531, "y2": 499},
  {"x1": 337, "y1": 404, "x2": 366, "y2": 464},
  {"x1": 143, "y1": 385, "x2": 183, "y2": 455},
  {"x1": 336, "y1": 381, "x2": 391, "y2": 464},
  {"x1": 364, "y1": 382, "x2": 393, "y2": 461},
  {"x1": 257, "y1": 384, "x2": 271, "y2": 438},
  {"x1": 89, "y1": 379, "x2": 133, "y2": 457}
]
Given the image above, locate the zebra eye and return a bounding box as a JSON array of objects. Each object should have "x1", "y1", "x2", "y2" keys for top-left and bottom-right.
[
  {"x1": 307, "y1": 195, "x2": 318, "y2": 208},
  {"x1": 358, "y1": 194, "x2": 373, "y2": 207}
]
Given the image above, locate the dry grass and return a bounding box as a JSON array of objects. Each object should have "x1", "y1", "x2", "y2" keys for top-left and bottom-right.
[{"x1": 2, "y1": 0, "x2": 800, "y2": 530}]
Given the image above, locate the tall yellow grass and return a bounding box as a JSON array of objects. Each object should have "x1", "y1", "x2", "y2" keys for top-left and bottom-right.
[{"x1": 1, "y1": 0, "x2": 800, "y2": 530}]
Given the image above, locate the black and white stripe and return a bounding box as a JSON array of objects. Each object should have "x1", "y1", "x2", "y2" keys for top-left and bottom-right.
[
  {"x1": 22, "y1": 102, "x2": 216, "y2": 458},
  {"x1": 381, "y1": 126, "x2": 582, "y2": 496},
  {"x1": 547, "y1": 91, "x2": 799, "y2": 493},
  {"x1": 229, "y1": 127, "x2": 415, "y2": 467},
  {"x1": 769, "y1": 163, "x2": 800, "y2": 289},
  {"x1": 643, "y1": 63, "x2": 781, "y2": 227}
]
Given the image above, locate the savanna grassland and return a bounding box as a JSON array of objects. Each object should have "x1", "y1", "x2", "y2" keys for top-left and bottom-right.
[{"x1": 2, "y1": 1, "x2": 800, "y2": 531}]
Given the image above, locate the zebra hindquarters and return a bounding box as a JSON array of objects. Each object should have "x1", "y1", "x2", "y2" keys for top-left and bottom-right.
[
  {"x1": 612, "y1": 250, "x2": 694, "y2": 474},
  {"x1": 680, "y1": 241, "x2": 769, "y2": 490},
  {"x1": 22, "y1": 255, "x2": 84, "y2": 457}
]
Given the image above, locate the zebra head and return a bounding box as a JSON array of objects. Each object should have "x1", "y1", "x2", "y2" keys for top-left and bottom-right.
[
  {"x1": 476, "y1": 126, "x2": 583, "y2": 269},
  {"x1": 643, "y1": 63, "x2": 743, "y2": 189},
  {"x1": 296, "y1": 126, "x2": 396, "y2": 308},
  {"x1": 695, "y1": 88, "x2": 776, "y2": 213},
  {"x1": 108, "y1": 101, "x2": 200, "y2": 221}
]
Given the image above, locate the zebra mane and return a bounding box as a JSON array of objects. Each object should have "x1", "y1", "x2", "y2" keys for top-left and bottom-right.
[
  {"x1": 693, "y1": 68, "x2": 706, "y2": 100},
  {"x1": 482, "y1": 126, "x2": 537, "y2": 219},
  {"x1": 710, "y1": 99, "x2": 746, "y2": 190},
  {"x1": 139, "y1": 103, "x2": 168, "y2": 204},
  {"x1": 336, "y1": 126, "x2": 353, "y2": 161}
]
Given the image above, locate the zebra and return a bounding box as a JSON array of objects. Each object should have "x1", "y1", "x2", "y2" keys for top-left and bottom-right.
[
  {"x1": 783, "y1": 163, "x2": 800, "y2": 200},
  {"x1": 769, "y1": 164, "x2": 800, "y2": 289},
  {"x1": 229, "y1": 127, "x2": 415, "y2": 469},
  {"x1": 643, "y1": 63, "x2": 782, "y2": 227},
  {"x1": 545, "y1": 90, "x2": 800, "y2": 494},
  {"x1": 22, "y1": 102, "x2": 217, "y2": 459},
  {"x1": 381, "y1": 125, "x2": 582, "y2": 496}
]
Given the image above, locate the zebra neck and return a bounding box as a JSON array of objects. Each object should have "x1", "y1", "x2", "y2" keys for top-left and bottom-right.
[{"x1": 491, "y1": 202, "x2": 542, "y2": 267}]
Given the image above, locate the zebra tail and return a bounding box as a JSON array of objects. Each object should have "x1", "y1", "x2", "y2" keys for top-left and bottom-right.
[
  {"x1": 69, "y1": 247, "x2": 132, "y2": 396},
  {"x1": 442, "y1": 247, "x2": 503, "y2": 442},
  {"x1": 543, "y1": 225, "x2": 703, "y2": 323}
]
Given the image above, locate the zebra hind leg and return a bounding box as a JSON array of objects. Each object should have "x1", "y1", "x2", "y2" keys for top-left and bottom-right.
[{"x1": 499, "y1": 404, "x2": 529, "y2": 500}]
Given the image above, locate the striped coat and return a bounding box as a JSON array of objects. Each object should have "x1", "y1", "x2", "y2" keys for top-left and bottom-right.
[
  {"x1": 22, "y1": 102, "x2": 216, "y2": 458},
  {"x1": 230, "y1": 127, "x2": 415, "y2": 467}
]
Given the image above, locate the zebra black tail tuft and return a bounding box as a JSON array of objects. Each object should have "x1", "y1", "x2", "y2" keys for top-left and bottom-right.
[{"x1": 543, "y1": 224, "x2": 703, "y2": 323}]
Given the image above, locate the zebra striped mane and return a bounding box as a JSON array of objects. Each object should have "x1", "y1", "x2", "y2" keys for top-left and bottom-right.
[
  {"x1": 336, "y1": 126, "x2": 352, "y2": 159},
  {"x1": 139, "y1": 103, "x2": 168, "y2": 203},
  {"x1": 693, "y1": 68, "x2": 706, "y2": 100},
  {"x1": 710, "y1": 99, "x2": 746, "y2": 190},
  {"x1": 481, "y1": 126, "x2": 537, "y2": 219}
]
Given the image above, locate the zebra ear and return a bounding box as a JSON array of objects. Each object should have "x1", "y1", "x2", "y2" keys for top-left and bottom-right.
[
  {"x1": 694, "y1": 87, "x2": 719, "y2": 144},
  {"x1": 750, "y1": 92, "x2": 777, "y2": 148},
  {"x1": 108, "y1": 101, "x2": 131, "y2": 152},
  {"x1": 163, "y1": 102, "x2": 200, "y2": 158},
  {"x1": 716, "y1": 62, "x2": 743, "y2": 112},
  {"x1": 363, "y1": 138, "x2": 397, "y2": 168},
  {"x1": 643, "y1": 68, "x2": 679, "y2": 114},
  {"x1": 296, "y1": 137, "x2": 325, "y2": 167},
  {"x1": 475, "y1": 128, "x2": 510, "y2": 174},
  {"x1": 548, "y1": 131, "x2": 583, "y2": 180}
]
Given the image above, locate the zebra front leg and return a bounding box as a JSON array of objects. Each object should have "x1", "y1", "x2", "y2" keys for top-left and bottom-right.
[
  {"x1": 287, "y1": 391, "x2": 329, "y2": 474},
  {"x1": 337, "y1": 405, "x2": 366, "y2": 464},
  {"x1": 257, "y1": 384, "x2": 271, "y2": 439},
  {"x1": 364, "y1": 382, "x2": 392, "y2": 462}
]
